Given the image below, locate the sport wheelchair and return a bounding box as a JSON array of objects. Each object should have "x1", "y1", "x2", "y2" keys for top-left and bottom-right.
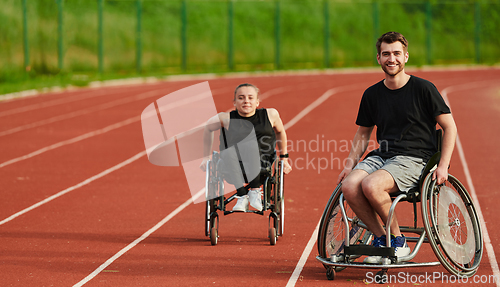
[
  {"x1": 204, "y1": 151, "x2": 285, "y2": 246},
  {"x1": 316, "y1": 130, "x2": 483, "y2": 282}
]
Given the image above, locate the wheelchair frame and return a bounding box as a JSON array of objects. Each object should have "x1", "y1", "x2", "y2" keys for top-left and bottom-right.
[
  {"x1": 204, "y1": 151, "x2": 285, "y2": 245},
  {"x1": 315, "y1": 132, "x2": 483, "y2": 282}
]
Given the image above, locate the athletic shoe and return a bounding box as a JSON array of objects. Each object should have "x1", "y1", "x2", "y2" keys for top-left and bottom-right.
[
  {"x1": 248, "y1": 188, "x2": 263, "y2": 211},
  {"x1": 363, "y1": 234, "x2": 411, "y2": 264},
  {"x1": 232, "y1": 195, "x2": 249, "y2": 212},
  {"x1": 393, "y1": 235, "x2": 411, "y2": 260},
  {"x1": 363, "y1": 235, "x2": 388, "y2": 264}
]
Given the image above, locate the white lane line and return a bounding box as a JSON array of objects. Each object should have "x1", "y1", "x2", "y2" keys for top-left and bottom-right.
[
  {"x1": 73, "y1": 85, "x2": 351, "y2": 285},
  {"x1": 442, "y1": 84, "x2": 500, "y2": 287},
  {"x1": 284, "y1": 84, "x2": 360, "y2": 130},
  {"x1": 0, "y1": 88, "x2": 171, "y2": 137},
  {"x1": 0, "y1": 89, "x2": 111, "y2": 118},
  {"x1": 0, "y1": 87, "x2": 232, "y2": 168},
  {"x1": 72, "y1": 188, "x2": 205, "y2": 287},
  {"x1": 0, "y1": 151, "x2": 146, "y2": 226},
  {"x1": 0, "y1": 116, "x2": 140, "y2": 169},
  {"x1": 286, "y1": 219, "x2": 321, "y2": 287}
]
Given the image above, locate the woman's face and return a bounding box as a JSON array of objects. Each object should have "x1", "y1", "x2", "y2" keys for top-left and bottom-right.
[{"x1": 233, "y1": 86, "x2": 260, "y2": 117}]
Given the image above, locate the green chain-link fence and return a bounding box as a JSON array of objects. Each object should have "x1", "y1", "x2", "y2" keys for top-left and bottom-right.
[{"x1": 2, "y1": 0, "x2": 499, "y2": 77}]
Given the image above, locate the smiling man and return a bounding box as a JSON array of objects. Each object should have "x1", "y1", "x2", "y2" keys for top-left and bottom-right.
[{"x1": 336, "y1": 32, "x2": 457, "y2": 264}]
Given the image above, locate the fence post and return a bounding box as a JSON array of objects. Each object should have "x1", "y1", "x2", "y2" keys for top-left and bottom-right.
[
  {"x1": 57, "y1": 0, "x2": 64, "y2": 71},
  {"x1": 22, "y1": 0, "x2": 30, "y2": 72},
  {"x1": 275, "y1": 0, "x2": 281, "y2": 70},
  {"x1": 372, "y1": 0, "x2": 379, "y2": 65},
  {"x1": 324, "y1": 0, "x2": 330, "y2": 68},
  {"x1": 181, "y1": 0, "x2": 187, "y2": 71},
  {"x1": 228, "y1": 0, "x2": 234, "y2": 71},
  {"x1": 425, "y1": 0, "x2": 432, "y2": 65},
  {"x1": 474, "y1": 0, "x2": 481, "y2": 64},
  {"x1": 136, "y1": 0, "x2": 142, "y2": 74},
  {"x1": 98, "y1": 0, "x2": 104, "y2": 74}
]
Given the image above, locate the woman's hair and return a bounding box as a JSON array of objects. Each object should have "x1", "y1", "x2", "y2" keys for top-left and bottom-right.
[{"x1": 234, "y1": 83, "x2": 260, "y2": 99}]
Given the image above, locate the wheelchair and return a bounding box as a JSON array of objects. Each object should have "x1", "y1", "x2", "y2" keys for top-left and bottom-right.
[
  {"x1": 204, "y1": 151, "x2": 285, "y2": 246},
  {"x1": 316, "y1": 130, "x2": 483, "y2": 282}
]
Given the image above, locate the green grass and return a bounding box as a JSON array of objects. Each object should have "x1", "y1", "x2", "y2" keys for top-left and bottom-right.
[{"x1": 1, "y1": 0, "x2": 499, "y2": 95}]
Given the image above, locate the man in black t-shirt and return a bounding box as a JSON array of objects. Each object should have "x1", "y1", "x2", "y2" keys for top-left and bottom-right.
[{"x1": 337, "y1": 32, "x2": 458, "y2": 264}]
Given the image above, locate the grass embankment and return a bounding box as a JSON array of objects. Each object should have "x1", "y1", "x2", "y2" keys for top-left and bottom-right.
[{"x1": 1, "y1": 0, "x2": 499, "y2": 95}]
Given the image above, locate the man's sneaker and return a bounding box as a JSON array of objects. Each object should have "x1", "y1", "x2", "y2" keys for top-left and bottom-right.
[
  {"x1": 363, "y1": 235, "x2": 388, "y2": 264},
  {"x1": 393, "y1": 235, "x2": 411, "y2": 261},
  {"x1": 233, "y1": 195, "x2": 249, "y2": 212},
  {"x1": 248, "y1": 188, "x2": 263, "y2": 211}
]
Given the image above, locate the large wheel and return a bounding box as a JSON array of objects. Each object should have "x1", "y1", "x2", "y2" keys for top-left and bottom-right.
[
  {"x1": 205, "y1": 160, "x2": 215, "y2": 236},
  {"x1": 317, "y1": 184, "x2": 371, "y2": 266},
  {"x1": 276, "y1": 160, "x2": 285, "y2": 236},
  {"x1": 421, "y1": 173, "x2": 483, "y2": 277}
]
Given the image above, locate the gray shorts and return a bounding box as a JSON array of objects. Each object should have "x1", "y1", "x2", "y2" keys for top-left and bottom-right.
[{"x1": 353, "y1": 155, "x2": 426, "y2": 192}]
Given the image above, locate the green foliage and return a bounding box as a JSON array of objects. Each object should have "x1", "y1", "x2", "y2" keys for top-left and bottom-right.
[{"x1": 1, "y1": 0, "x2": 499, "y2": 94}]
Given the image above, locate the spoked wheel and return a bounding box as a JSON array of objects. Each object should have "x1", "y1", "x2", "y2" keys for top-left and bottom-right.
[
  {"x1": 317, "y1": 183, "x2": 371, "y2": 272},
  {"x1": 276, "y1": 160, "x2": 285, "y2": 236},
  {"x1": 204, "y1": 160, "x2": 215, "y2": 237},
  {"x1": 421, "y1": 173, "x2": 483, "y2": 277}
]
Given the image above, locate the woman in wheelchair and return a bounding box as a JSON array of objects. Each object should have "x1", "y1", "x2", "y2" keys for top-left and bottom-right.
[
  {"x1": 200, "y1": 83, "x2": 292, "y2": 212},
  {"x1": 337, "y1": 32, "x2": 458, "y2": 264}
]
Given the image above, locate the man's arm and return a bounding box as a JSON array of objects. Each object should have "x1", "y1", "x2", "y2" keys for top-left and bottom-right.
[
  {"x1": 434, "y1": 113, "x2": 457, "y2": 184},
  {"x1": 337, "y1": 126, "x2": 374, "y2": 184},
  {"x1": 267, "y1": 108, "x2": 292, "y2": 174}
]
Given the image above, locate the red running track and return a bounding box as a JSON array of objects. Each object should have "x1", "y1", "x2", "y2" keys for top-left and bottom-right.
[{"x1": 0, "y1": 68, "x2": 499, "y2": 286}]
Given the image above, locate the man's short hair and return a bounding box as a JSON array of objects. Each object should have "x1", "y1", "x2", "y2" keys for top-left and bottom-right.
[
  {"x1": 376, "y1": 32, "x2": 408, "y2": 55},
  {"x1": 234, "y1": 83, "x2": 260, "y2": 100}
]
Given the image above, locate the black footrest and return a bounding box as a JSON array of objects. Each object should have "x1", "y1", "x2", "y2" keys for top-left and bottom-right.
[{"x1": 344, "y1": 245, "x2": 395, "y2": 257}]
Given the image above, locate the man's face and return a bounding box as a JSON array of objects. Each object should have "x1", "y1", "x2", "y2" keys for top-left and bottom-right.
[
  {"x1": 233, "y1": 86, "x2": 259, "y2": 117},
  {"x1": 377, "y1": 41, "x2": 409, "y2": 77}
]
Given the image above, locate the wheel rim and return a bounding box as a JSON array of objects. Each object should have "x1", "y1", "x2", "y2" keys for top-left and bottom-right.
[
  {"x1": 436, "y1": 185, "x2": 475, "y2": 264},
  {"x1": 421, "y1": 173, "x2": 483, "y2": 277},
  {"x1": 317, "y1": 184, "x2": 368, "y2": 260}
]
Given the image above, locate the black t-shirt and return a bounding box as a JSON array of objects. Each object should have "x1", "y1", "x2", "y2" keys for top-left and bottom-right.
[
  {"x1": 356, "y1": 75, "x2": 451, "y2": 160},
  {"x1": 220, "y1": 108, "x2": 276, "y2": 162}
]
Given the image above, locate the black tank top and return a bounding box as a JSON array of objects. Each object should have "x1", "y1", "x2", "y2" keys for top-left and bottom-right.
[{"x1": 220, "y1": 108, "x2": 276, "y2": 161}]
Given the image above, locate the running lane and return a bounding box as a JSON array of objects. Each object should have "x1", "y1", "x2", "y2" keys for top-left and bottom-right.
[{"x1": 0, "y1": 69, "x2": 498, "y2": 286}]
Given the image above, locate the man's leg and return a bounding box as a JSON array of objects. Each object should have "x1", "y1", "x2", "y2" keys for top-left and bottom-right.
[
  {"x1": 342, "y1": 169, "x2": 387, "y2": 238},
  {"x1": 361, "y1": 169, "x2": 400, "y2": 237}
]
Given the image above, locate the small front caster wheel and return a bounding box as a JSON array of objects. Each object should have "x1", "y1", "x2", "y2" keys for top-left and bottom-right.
[
  {"x1": 210, "y1": 227, "x2": 218, "y2": 245},
  {"x1": 269, "y1": 227, "x2": 277, "y2": 245},
  {"x1": 326, "y1": 267, "x2": 336, "y2": 280}
]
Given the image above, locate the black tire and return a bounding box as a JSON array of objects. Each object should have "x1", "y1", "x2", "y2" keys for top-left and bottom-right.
[
  {"x1": 204, "y1": 160, "x2": 214, "y2": 237},
  {"x1": 421, "y1": 173, "x2": 483, "y2": 277},
  {"x1": 210, "y1": 227, "x2": 218, "y2": 246},
  {"x1": 326, "y1": 266, "x2": 335, "y2": 280},
  {"x1": 317, "y1": 184, "x2": 370, "y2": 266},
  {"x1": 269, "y1": 227, "x2": 277, "y2": 245},
  {"x1": 276, "y1": 160, "x2": 285, "y2": 236}
]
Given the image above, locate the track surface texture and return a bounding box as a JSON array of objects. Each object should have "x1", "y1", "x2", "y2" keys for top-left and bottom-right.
[{"x1": 1, "y1": 68, "x2": 499, "y2": 286}]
